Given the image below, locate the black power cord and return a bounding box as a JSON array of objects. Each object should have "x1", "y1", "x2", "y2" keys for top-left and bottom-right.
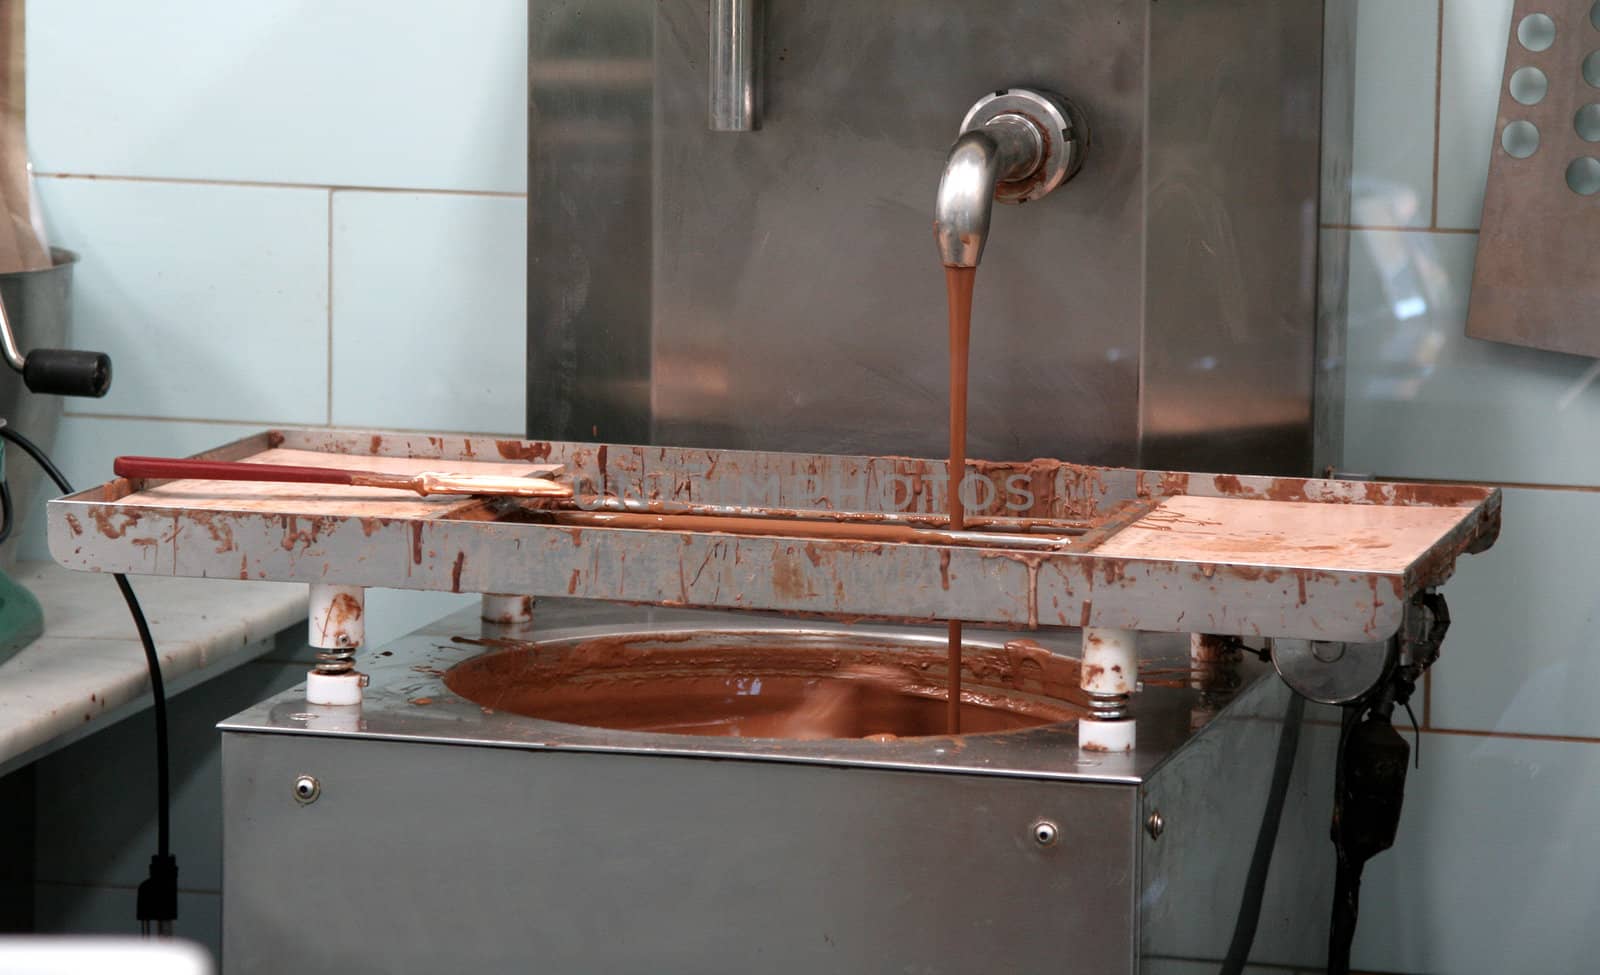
[{"x1": 0, "y1": 425, "x2": 176, "y2": 934}]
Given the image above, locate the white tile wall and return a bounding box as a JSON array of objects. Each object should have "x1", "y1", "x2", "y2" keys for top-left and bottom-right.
[
  {"x1": 1335, "y1": 3, "x2": 1600, "y2": 972},
  {"x1": 330, "y1": 191, "x2": 526, "y2": 433},
  {"x1": 36, "y1": 178, "x2": 329, "y2": 424},
  {"x1": 1429, "y1": 488, "x2": 1600, "y2": 737},
  {"x1": 28, "y1": 0, "x2": 528, "y2": 193},
  {"x1": 1348, "y1": 0, "x2": 1439, "y2": 228},
  {"x1": 1341, "y1": 227, "x2": 1600, "y2": 738},
  {"x1": 1342, "y1": 229, "x2": 1600, "y2": 488},
  {"x1": 1352, "y1": 732, "x2": 1600, "y2": 975},
  {"x1": 1436, "y1": 0, "x2": 1514, "y2": 228}
]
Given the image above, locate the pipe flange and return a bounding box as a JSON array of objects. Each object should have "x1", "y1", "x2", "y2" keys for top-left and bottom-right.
[{"x1": 959, "y1": 88, "x2": 1088, "y2": 204}]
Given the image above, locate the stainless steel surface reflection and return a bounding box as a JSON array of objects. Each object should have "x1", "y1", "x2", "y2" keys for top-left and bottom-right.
[
  {"x1": 222, "y1": 600, "x2": 1252, "y2": 784},
  {"x1": 220, "y1": 601, "x2": 1329, "y2": 974},
  {"x1": 527, "y1": 0, "x2": 1328, "y2": 475},
  {"x1": 0, "y1": 250, "x2": 75, "y2": 568}
]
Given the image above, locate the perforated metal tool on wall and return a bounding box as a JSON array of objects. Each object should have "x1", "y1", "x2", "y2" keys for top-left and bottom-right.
[{"x1": 1468, "y1": 1, "x2": 1600, "y2": 356}]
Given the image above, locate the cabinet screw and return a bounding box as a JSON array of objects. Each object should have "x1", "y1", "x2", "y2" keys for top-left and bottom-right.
[{"x1": 293, "y1": 774, "x2": 321, "y2": 805}]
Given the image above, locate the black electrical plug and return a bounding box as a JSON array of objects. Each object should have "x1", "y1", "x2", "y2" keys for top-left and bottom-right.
[
  {"x1": 1328, "y1": 695, "x2": 1412, "y2": 975},
  {"x1": 137, "y1": 853, "x2": 178, "y2": 937}
]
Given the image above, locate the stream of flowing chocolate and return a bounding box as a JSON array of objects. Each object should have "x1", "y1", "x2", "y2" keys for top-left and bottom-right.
[{"x1": 945, "y1": 265, "x2": 976, "y2": 734}]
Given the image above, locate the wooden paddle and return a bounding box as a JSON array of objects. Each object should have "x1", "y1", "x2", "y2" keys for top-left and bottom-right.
[{"x1": 113, "y1": 456, "x2": 572, "y2": 500}]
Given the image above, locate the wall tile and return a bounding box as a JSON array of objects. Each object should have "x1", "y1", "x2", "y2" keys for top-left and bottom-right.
[
  {"x1": 15, "y1": 417, "x2": 265, "y2": 563},
  {"x1": 1436, "y1": 0, "x2": 1515, "y2": 228},
  {"x1": 28, "y1": 1, "x2": 527, "y2": 193},
  {"x1": 36, "y1": 178, "x2": 328, "y2": 424},
  {"x1": 35, "y1": 884, "x2": 221, "y2": 964},
  {"x1": 1341, "y1": 227, "x2": 1600, "y2": 735},
  {"x1": 1352, "y1": 733, "x2": 1600, "y2": 974},
  {"x1": 1342, "y1": 229, "x2": 1600, "y2": 487},
  {"x1": 330, "y1": 192, "x2": 525, "y2": 434},
  {"x1": 361, "y1": 590, "x2": 479, "y2": 648},
  {"x1": 1347, "y1": 0, "x2": 1438, "y2": 227},
  {"x1": 1428, "y1": 488, "x2": 1600, "y2": 736}
]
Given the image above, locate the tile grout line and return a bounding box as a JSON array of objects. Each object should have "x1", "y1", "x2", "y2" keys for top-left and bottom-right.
[
  {"x1": 1320, "y1": 222, "x2": 1478, "y2": 234},
  {"x1": 59, "y1": 412, "x2": 301, "y2": 428},
  {"x1": 326, "y1": 189, "x2": 335, "y2": 427},
  {"x1": 57, "y1": 410, "x2": 521, "y2": 438},
  {"x1": 34, "y1": 171, "x2": 526, "y2": 200},
  {"x1": 1421, "y1": 726, "x2": 1600, "y2": 745},
  {"x1": 1430, "y1": 0, "x2": 1444, "y2": 229}
]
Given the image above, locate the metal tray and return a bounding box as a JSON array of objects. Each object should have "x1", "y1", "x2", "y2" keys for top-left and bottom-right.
[{"x1": 47, "y1": 429, "x2": 1500, "y2": 643}]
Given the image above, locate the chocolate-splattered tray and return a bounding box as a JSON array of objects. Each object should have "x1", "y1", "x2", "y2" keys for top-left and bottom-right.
[{"x1": 47, "y1": 429, "x2": 1500, "y2": 643}]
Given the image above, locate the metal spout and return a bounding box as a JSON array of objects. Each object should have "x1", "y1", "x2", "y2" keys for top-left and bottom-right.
[
  {"x1": 935, "y1": 117, "x2": 1041, "y2": 268},
  {"x1": 933, "y1": 88, "x2": 1087, "y2": 268}
]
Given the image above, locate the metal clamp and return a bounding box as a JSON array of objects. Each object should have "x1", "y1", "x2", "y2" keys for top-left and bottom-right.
[{"x1": 709, "y1": 0, "x2": 760, "y2": 131}]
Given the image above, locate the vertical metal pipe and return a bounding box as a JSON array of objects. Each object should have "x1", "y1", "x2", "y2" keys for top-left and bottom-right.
[{"x1": 708, "y1": 0, "x2": 759, "y2": 131}]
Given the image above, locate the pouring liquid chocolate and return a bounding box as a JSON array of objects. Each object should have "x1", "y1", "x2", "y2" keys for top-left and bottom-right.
[{"x1": 945, "y1": 265, "x2": 976, "y2": 734}]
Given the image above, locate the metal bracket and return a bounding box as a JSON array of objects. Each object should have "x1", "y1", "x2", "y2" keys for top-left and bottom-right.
[{"x1": 1269, "y1": 591, "x2": 1449, "y2": 705}]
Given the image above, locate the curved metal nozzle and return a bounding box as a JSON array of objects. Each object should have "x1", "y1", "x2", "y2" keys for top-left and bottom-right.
[
  {"x1": 934, "y1": 123, "x2": 1035, "y2": 267},
  {"x1": 933, "y1": 88, "x2": 1087, "y2": 268}
]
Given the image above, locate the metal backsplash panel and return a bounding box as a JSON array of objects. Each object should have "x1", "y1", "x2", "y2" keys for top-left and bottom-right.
[{"x1": 529, "y1": 0, "x2": 1326, "y2": 475}]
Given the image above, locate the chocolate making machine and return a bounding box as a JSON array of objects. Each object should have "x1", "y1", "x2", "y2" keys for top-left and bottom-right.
[{"x1": 46, "y1": 2, "x2": 1498, "y2": 972}]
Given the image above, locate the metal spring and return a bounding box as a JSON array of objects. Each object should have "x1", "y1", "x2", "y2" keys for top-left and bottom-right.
[
  {"x1": 1086, "y1": 692, "x2": 1130, "y2": 721},
  {"x1": 314, "y1": 645, "x2": 356, "y2": 675}
]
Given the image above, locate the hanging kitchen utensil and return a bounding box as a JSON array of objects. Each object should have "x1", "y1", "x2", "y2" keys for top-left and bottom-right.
[{"x1": 1466, "y1": 0, "x2": 1600, "y2": 356}]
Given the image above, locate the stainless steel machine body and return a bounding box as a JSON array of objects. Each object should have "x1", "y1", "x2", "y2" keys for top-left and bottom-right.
[
  {"x1": 528, "y1": 0, "x2": 1331, "y2": 474},
  {"x1": 185, "y1": 1, "x2": 1384, "y2": 970},
  {"x1": 220, "y1": 603, "x2": 1337, "y2": 974}
]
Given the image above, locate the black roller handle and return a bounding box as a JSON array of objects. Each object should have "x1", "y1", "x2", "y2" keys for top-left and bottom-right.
[{"x1": 22, "y1": 348, "x2": 113, "y2": 398}]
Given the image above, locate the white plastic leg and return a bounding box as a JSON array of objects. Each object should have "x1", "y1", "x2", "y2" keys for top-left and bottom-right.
[
  {"x1": 1078, "y1": 717, "x2": 1137, "y2": 753},
  {"x1": 307, "y1": 584, "x2": 366, "y2": 706},
  {"x1": 310, "y1": 584, "x2": 365, "y2": 649},
  {"x1": 1079, "y1": 627, "x2": 1138, "y2": 752},
  {"x1": 481, "y1": 594, "x2": 534, "y2": 624},
  {"x1": 1081, "y1": 627, "x2": 1136, "y2": 696},
  {"x1": 306, "y1": 669, "x2": 367, "y2": 706}
]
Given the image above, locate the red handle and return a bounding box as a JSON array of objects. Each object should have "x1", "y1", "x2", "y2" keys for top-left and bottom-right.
[{"x1": 114, "y1": 456, "x2": 360, "y2": 486}]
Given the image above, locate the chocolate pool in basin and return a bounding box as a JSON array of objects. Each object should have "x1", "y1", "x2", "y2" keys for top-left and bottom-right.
[{"x1": 444, "y1": 628, "x2": 1088, "y2": 740}]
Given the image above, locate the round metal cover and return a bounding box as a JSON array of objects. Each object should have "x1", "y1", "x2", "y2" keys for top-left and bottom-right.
[{"x1": 1270, "y1": 637, "x2": 1396, "y2": 705}]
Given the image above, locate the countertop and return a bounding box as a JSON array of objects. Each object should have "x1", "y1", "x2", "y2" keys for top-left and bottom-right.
[{"x1": 0, "y1": 560, "x2": 305, "y2": 777}]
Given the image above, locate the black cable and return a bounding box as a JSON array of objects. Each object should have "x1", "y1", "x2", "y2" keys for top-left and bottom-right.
[
  {"x1": 1219, "y1": 691, "x2": 1306, "y2": 975},
  {"x1": 1327, "y1": 705, "x2": 1363, "y2": 975},
  {"x1": 0, "y1": 425, "x2": 176, "y2": 931},
  {"x1": 0, "y1": 478, "x2": 12, "y2": 546}
]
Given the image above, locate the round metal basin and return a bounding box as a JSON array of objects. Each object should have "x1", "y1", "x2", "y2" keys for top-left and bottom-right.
[{"x1": 444, "y1": 627, "x2": 1086, "y2": 741}]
